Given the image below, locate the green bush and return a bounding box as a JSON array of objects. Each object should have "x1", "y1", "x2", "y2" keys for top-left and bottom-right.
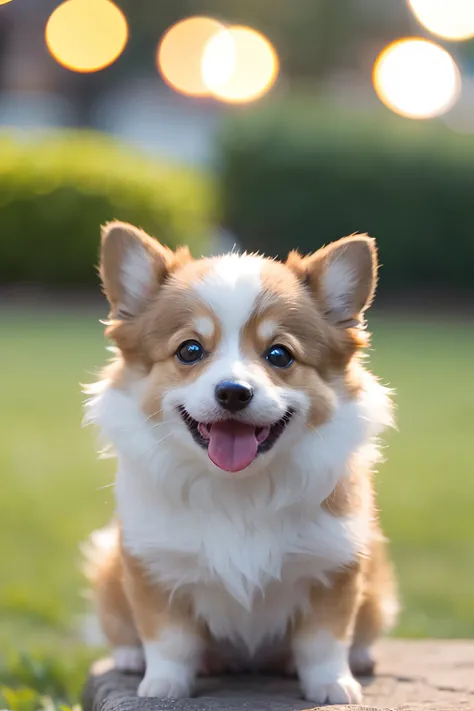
[
  {"x1": 0, "y1": 131, "x2": 214, "y2": 286},
  {"x1": 218, "y1": 101, "x2": 474, "y2": 293}
]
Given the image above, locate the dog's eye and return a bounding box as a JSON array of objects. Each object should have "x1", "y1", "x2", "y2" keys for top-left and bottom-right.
[
  {"x1": 265, "y1": 344, "x2": 294, "y2": 368},
  {"x1": 176, "y1": 340, "x2": 205, "y2": 364}
]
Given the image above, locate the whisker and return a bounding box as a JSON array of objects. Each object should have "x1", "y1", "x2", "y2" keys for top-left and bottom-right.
[
  {"x1": 307, "y1": 425, "x2": 324, "y2": 442},
  {"x1": 129, "y1": 417, "x2": 174, "y2": 451},
  {"x1": 149, "y1": 419, "x2": 174, "y2": 430},
  {"x1": 155, "y1": 432, "x2": 175, "y2": 445},
  {"x1": 97, "y1": 482, "x2": 115, "y2": 491},
  {"x1": 143, "y1": 407, "x2": 164, "y2": 423},
  {"x1": 141, "y1": 431, "x2": 175, "y2": 461}
]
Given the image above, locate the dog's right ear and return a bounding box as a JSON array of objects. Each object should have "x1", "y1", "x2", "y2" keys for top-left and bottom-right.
[{"x1": 100, "y1": 221, "x2": 189, "y2": 319}]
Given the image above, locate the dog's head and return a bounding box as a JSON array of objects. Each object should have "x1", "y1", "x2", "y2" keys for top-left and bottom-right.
[{"x1": 99, "y1": 222, "x2": 377, "y2": 476}]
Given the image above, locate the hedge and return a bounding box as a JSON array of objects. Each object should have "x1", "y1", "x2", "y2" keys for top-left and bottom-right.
[
  {"x1": 218, "y1": 101, "x2": 474, "y2": 294},
  {"x1": 0, "y1": 131, "x2": 214, "y2": 286}
]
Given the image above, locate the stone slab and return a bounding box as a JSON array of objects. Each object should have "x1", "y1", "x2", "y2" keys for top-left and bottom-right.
[{"x1": 82, "y1": 640, "x2": 474, "y2": 711}]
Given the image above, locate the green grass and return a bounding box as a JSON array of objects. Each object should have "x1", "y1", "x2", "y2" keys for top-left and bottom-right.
[
  {"x1": 370, "y1": 317, "x2": 474, "y2": 638},
  {"x1": 0, "y1": 309, "x2": 111, "y2": 709},
  {"x1": 0, "y1": 308, "x2": 473, "y2": 706}
]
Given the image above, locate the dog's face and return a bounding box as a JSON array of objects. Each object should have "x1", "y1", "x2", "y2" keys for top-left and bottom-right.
[{"x1": 100, "y1": 223, "x2": 377, "y2": 476}]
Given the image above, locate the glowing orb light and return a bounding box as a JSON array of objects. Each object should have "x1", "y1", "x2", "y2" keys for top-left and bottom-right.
[
  {"x1": 45, "y1": 0, "x2": 128, "y2": 73},
  {"x1": 0, "y1": 1, "x2": 14, "y2": 5},
  {"x1": 157, "y1": 17, "x2": 225, "y2": 97},
  {"x1": 407, "y1": 0, "x2": 474, "y2": 41},
  {"x1": 373, "y1": 38, "x2": 461, "y2": 119},
  {"x1": 202, "y1": 26, "x2": 279, "y2": 103}
]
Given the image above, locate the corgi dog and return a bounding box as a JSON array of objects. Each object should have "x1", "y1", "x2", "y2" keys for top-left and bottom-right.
[{"x1": 84, "y1": 221, "x2": 398, "y2": 706}]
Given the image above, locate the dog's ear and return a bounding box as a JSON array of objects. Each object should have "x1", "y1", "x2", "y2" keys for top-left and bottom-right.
[
  {"x1": 100, "y1": 221, "x2": 191, "y2": 319},
  {"x1": 287, "y1": 234, "x2": 377, "y2": 328}
]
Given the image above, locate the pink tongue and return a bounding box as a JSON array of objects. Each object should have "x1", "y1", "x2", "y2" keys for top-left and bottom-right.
[{"x1": 208, "y1": 421, "x2": 259, "y2": 472}]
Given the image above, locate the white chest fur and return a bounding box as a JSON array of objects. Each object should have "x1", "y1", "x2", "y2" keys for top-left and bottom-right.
[
  {"x1": 87, "y1": 370, "x2": 391, "y2": 655},
  {"x1": 117, "y1": 457, "x2": 367, "y2": 653}
]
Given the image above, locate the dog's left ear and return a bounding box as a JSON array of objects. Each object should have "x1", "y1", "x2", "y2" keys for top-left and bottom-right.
[
  {"x1": 100, "y1": 221, "x2": 191, "y2": 319},
  {"x1": 287, "y1": 234, "x2": 377, "y2": 328}
]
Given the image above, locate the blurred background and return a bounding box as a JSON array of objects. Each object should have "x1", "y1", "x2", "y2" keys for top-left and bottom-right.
[{"x1": 0, "y1": 0, "x2": 473, "y2": 708}]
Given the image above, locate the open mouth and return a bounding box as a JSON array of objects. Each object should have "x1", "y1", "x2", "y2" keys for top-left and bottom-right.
[{"x1": 178, "y1": 407, "x2": 293, "y2": 473}]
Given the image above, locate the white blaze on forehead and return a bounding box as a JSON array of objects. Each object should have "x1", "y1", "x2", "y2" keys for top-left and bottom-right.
[
  {"x1": 193, "y1": 254, "x2": 264, "y2": 338},
  {"x1": 193, "y1": 316, "x2": 214, "y2": 339},
  {"x1": 172, "y1": 253, "x2": 290, "y2": 426}
]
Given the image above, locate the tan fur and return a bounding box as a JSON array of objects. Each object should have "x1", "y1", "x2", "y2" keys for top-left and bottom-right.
[
  {"x1": 91, "y1": 524, "x2": 395, "y2": 673},
  {"x1": 102, "y1": 264, "x2": 225, "y2": 428},
  {"x1": 92, "y1": 528, "x2": 203, "y2": 646},
  {"x1": 241, "y1": 259, "x2": 371, "y2": 429},
  {"x1": 241, "y1": 278, "x2": 336, "y2": 431},
  {"x1": 286, "y1": 234, "x2": 377, "y2": 327},
  {"x1": 100, "y1": 221, "x2": 192, "y2": 320},
  {"x1": 292, "y1": 534, "x2": 396, "y2": 677},
  {"x1": 121, "y1": 544, "x2": 201, "y2": 643},
  {"x1": 317, "y1": 453, "x2": 394, "y2": 669},
  {"x1": 102, "y1": 231, "x2": 371, "y2": 432},
  {"x1": 105, "y1": 279, "x2": 209, "y2": 366},
  {"x1": 352, "y1": 533, "x2": 398, "y2": 652},
  {"x1": 138, "y1": 299, "x2": 222, "y2": 420},
  {"x1": 294, "y1": 563, "x2": 363, "y2": 645},
  {"x1": 90, "y1": 528, "x2": 139, "y2": 648}
]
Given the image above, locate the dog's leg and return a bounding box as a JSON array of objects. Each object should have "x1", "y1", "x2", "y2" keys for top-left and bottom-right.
[
  {"x1": 85, "y1": 526, "x2": 144, "y2": 672},
  {"x1": 122, "y1": 548, "x2": 203, "y2": 699},
  {"x1": 291, "y1": 565, "x2": 363, "y2": 706},
  {"x1": 350, "y1": 535, "x2": 399, "y2": 676}
]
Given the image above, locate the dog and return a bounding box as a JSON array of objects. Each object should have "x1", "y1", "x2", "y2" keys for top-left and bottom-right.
[{"x1": 83, "y1": 221, "x2": 398, "y2": 705}]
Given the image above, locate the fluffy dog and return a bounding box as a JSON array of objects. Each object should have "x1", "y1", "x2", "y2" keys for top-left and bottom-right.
[{"x1": 84, "y1": 221, "x2": 397, "y2": 705}]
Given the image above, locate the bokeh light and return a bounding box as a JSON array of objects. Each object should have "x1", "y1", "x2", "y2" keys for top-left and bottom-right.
[
  {"x1": 407, "y1": 0, "x2": 474, "y2": 41},
  {"x1": 157, "y1": 17, "x2": 225, "y2": 97},
  {"x1": 373, "y1": 38, "x2": 461, "y2": 120},
  {"x1": 202, "y1": 26, "x2": 279, "y2": 103},
  {"x1": 45, "y1": 0, "x2": 128, "y2": 73},
  {"x1": 201, "y1": 27, "x2": 235, "y2": 93}
]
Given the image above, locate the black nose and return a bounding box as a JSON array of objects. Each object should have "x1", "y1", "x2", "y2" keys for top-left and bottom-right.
[{"x1": 215, "y1": 380, "x2": 254, "y2": 412}]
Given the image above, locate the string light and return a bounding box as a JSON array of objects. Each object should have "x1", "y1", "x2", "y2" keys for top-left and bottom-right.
[
  {"x1": 373, "y1": 38, "x2": 461, "y2": 119},
  {"x1": 407, "y1": 0, "x2": 474, "y2": 42},
  {"x1": 157, "y1": 17, "x2": 225, "y2": 97},
  {"x1": 45, "y1": 0, "x2": 128, "y2": 73},
  {"x1": 202, "y1": 26, "x2": 279, "y2": 103}
]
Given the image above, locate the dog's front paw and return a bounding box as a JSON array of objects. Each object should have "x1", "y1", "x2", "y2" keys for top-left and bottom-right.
[
  {"x1": 139, "y1": 629, "x2": 201, "y2": 698},
  {"x1": 138, "y1": 671, "x2": 192, "y2": 699},
  {"x1": 301, "y1": 674, "x2": 362, "y2": 705}
]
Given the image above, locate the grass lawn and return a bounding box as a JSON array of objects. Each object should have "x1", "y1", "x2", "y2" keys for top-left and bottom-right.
[{"x1": 0, "y1": 307, "x2": 473, "y2": 706}]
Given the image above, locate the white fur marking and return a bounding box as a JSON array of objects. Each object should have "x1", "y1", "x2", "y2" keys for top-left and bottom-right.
[
  {"x1": 138, "y1": 628, "x2": 202, "y2": 698},
  {"x1": 193, "y1": 316, "x2": 214, "y2": 339},
  {"x1": 257, "y1": 319, "x2": 277, "y2": 341},
  {"x1": 194, "y1": 254, "x2": 263, "y2": 334},
  {"x1": 293, "y1": 630, "x2": 362, "y2": 704}
]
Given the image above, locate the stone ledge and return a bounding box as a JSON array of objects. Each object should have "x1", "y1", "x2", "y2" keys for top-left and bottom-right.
[{"x1": 82, "y1": 640, "x2": 474, "y2": 711}]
